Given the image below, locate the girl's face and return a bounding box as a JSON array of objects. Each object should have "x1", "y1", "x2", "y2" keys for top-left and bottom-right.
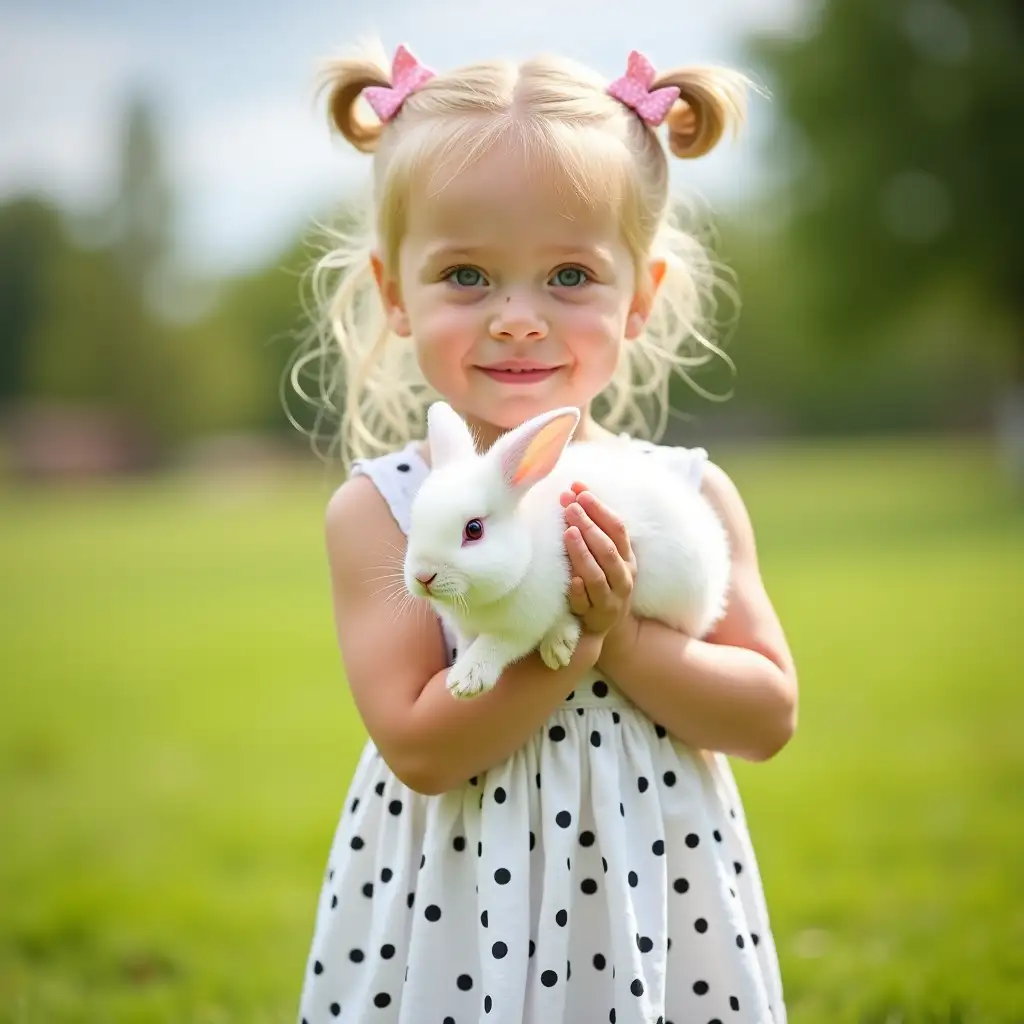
[{"x1": 374, "y1": 141, "x2": 658, "y2": 449}]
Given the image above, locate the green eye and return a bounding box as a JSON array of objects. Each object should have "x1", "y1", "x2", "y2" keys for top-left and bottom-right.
[
  {"x1": 552, "y1": 266, "x2": 588, "y2": 287},
  {"x1": 450, "y1": 266, "x2": 486, "y2": 287}
]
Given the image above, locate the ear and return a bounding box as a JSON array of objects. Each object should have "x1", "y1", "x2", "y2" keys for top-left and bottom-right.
[
  {"x1": 625, "y1": 258, "x2": 667, "y2": 340},
  {"x1": 490, "y1": 407, "x2": 580, "y2": 498},
  {"x1": 370, "y1": 251, "x2": 411, "y2": 337},
  {"x1": 427, "y1": 402, "x2": 477, "y2": 468}
]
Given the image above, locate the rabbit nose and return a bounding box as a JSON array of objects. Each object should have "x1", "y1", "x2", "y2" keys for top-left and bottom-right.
[{"x1": 415, "y1": 572, "x2": 437, "y2": 588}]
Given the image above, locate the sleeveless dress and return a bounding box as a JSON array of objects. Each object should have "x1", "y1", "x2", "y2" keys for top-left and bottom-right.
[{"x1": 297, "y1": 439, "x2": 787, "y2": 1024}]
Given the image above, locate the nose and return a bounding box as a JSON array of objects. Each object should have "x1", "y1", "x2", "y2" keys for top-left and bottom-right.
[
  {"x1": 415, "y1": 571, "x2": 437, "y2": 589},
  {"x1": 489, "y1": 294, "x2": 548, "y2": 342}
]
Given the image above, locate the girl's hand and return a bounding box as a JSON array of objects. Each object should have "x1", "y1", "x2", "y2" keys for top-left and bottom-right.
[{"x1": 561, "y1": 483, "x2": 637, "y2": 637}]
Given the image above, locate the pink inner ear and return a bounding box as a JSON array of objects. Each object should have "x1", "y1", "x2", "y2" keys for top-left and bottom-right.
[
  {"x1": 511, "y1": 421, "x2": 569, "y2": 485},
  {"x1": 502, "y1": 414, "x2": 576, "y2": 491}
]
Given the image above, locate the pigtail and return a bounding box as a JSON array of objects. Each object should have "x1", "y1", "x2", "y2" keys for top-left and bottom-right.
[
  {"x1": 316, "y1": 48, "x2": 392, "y2": 154},
  {"x1": 652, "y1": 67, "x2": 751, "y2": 159}
]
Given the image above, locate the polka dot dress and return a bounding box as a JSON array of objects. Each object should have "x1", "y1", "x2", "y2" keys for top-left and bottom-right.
[{"x1": 297, "y1": 441, "x2": 787, "y2": 1024}]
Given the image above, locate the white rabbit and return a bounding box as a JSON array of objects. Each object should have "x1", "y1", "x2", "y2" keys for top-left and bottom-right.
[{"x1": 404, "y1": 402, "x2": 731, "y2": 699}]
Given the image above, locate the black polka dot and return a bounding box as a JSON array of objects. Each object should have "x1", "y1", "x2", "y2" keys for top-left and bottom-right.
[
  {"x1": 362, "y1": 882, "x2": 373, "y2": 898},
  {"x1": 380, "y1": 867, "x2": 392, "y2": 883},
  {"x1": 630, "y1": 978, "x2": 644, "y2": 997},
  {"x1": 674, "y1": 877, "x2": 690, "y2": 894},
  {"x1": 593, "y1": 953, "x2": 606, "y2": 970},
  {"x1": 314, "y1": 960, "x2": 324, "y2": 973},
  {"x1": 530, "y1": 831, "x2": 536, "y2": 850},
  {"x1": 375, "y1": 781, "x2": 385, "y2": 796},
  {"x1": 685, "y1": 833, "x2": 700, "y2": 848},
  {"x1": 381, "y1": 944, "x2": 395, "y2": 959},
  {"x1": 752, "y1": 933, "x2": 761, "y2": 946},
  {"x1": 388, "y1": 799, "x2": 402, "y2": 815},
  {"x1": 329, "y1": 1004, "x2": 340, "y2": 1017},
  {"x1": 713, "y1": 829, "x2": 722, "y2": 842},
  {"x1": 529, "y1": 940, "x2": 536, "y2": 957},
  {"x1": 655, "y1": 724, "x2": 667, "y2": 738},
  {"x1": 628, "y1": 870, "x2": 638, "y2": 887},
  {"x1": 667, "y1": 937, "x2": 673, "y2": 951},
  {"x1": 636, "y1": 934, "x2": 653, "y2": 953},
  {"x1": 590, "y1": 730, "x2": 602, "y2": 747},
  {"x1": 613, "y1": 711, "x2": 621, "y2": 724},
  {"x1": 652, "y1": 839, "x2": 665, "y2": 856},
  {"x1": 602, "y1": 857, "x2": 608, "y2": 873},
  {"x1": 581, "y1": 878, "x2": 598, "y2": 895},
  {"x1": 494, "y1": 868, "x2": 511, "y2": 885},
  {"x1": 330, "y1": 895, "x2": 338, "y2": 908},
  {"x1": 695, "y1": 917, "x2": 708, "y2": 933},
  {"x1": 495, "y1": 787, "x2": 507, "y2": 804},
  {"x1": 579, "y1": 830, "x2": 595, "y2": 847},
  {"x1": 576, "y1": 707, "x2": 584, "y2": 717},
  {"x1": 592, "y1": 680, "x2": 608, "y2": 697},
  {"x1": 663, "y1": 771, "x2": 677, "y2": 786},
  {"x1": 566, "y1": 857, "x2": 571, "y2": 870},
  {"x1": 710, "y1": 1019, "x2": 724, "y2": 1024},
  {"x1": 425, "y1": 904, "x2": 441, "y2": 922},
  {"x1": 373, "y1": 993, "x2": 391, "y2": 1008},
  {"x1": 347, "y1": 950, "x2": 362, "y2": 964},
  {"x1": 350, "y1": 797, "x2": 359, "y2": 813},
  {"x1": 406, "y1": 892, "x2": 414, "y2": 908},
  {"x1": 736, "y1": 935, "x2": 745, "y2": 949},
  {"x1": 350, "y1": 836, "x2": 364, "y2": 850},
  {"x1": 556, "y1": 909, "x2": 568, "y2": 927},
  {"x1": 619, "y1": 802, "x2": 625, "y2": 817},
  {"x1": 556, "y1": 810, "x2": 572, "y2": 828},
  {"x1": 734, "y1": 861, "x2": 744, "y2": 875},
  {"x1": 549, "y1": 725, "x2": 566, "y2": 741},
  {"x1": 637, "y1": 776, "x2": 649, "y2": 793},
  {"x1": 567, "y1": 960, "x2": 571, "y2": 980},
  {"x1": 693, "y1": 980, "x2": 709, "y2": 995},
  {"x1": 477, "y1": 841, "x2": 483, "y2": 857},
  {"x1": 396, "y1": 463, "x2": 410, "y2": 472},
  {"x1": 443, "y1": 1019, "x2": 454, "y2": 1024},
  {"x1": 609, "y1": 1011, "x2": 616, "y2": 1023},
  {"x1": 536, "y1": 772, "x2": 542, "y2": 789},
  {"x1": 457, "y1": 973, "x2": 473, "y2": 990},
  {"x1": 328, "y1": 869, "x2": 334, "y2": 881},
  {"x1": 541, "y1": 970, "x2": 558, "y2": 987},
  {"x1": 469, "y1": 776, "x2": 478, "y2": 786},
  {"x1": 730, "y1": 996, "x2": 740, "y2": 1011},
  {"x1": 485, "y1": 994, "x2": 493, "y2": 1013},
  {"x1": 481, "y1": 909, "x2": 488, "y2": 927},
  {"x1": 419, "y1": 853, "x2": 425, "y2": 869},
  {"x1": 453, "y1": 835, "x2": 466, "y2": 852},
  {"x1": 492, "y1": 941, "x2": 507, "y2": 958}
]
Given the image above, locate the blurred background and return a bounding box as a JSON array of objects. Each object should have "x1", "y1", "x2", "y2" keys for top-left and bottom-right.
[{"x1": 1, "y1": 1, "x2": 1021, "y2": 1022}]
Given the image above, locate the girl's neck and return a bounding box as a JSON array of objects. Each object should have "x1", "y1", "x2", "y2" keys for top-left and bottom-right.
[{"x1": 416, "y1": 407, "x2": 615, "y2": 467}]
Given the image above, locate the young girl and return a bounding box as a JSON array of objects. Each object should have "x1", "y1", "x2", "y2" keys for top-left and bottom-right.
[{"x1": 295, "y1": 39, "x2": 797, "y2": 1024}]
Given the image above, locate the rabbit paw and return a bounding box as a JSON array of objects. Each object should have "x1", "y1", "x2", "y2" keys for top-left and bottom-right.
[
  {"x1": 539, "y1": 617, "x2": 581, "y2": 670},
  {"x1": 447, "y1": 657, "x2": 500, "y2": 700}
]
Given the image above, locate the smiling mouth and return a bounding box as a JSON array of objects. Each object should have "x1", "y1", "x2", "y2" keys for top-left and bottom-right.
[{"x1": 478, "y1": 365, "x2": 562, "y2": 384}]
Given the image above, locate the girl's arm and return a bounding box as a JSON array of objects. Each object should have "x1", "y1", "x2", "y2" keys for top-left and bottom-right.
[
  {"x1": 583, "y1": 462, "x2": 798, "y2": 762},
  {"x1": 324, "y1": 476, "x2": 604, "y2": 796}
]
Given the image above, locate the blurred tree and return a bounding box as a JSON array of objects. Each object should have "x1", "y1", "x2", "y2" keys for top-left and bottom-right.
[
  {"x1": 747, "y1": 1, "x2": 1024, "y2": 476},
  {"x1": 0, "y1": 199, "x2": 64, "y2": 405}
]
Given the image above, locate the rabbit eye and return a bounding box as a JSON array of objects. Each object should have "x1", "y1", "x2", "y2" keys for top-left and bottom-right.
[{"x1": 463, "y1": 518, "x2": 484, "y2": 542}]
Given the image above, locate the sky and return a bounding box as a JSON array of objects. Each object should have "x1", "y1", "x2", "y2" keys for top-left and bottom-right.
[{"x1": 0, "y1": 0, "x2": 805, "y2": 277}]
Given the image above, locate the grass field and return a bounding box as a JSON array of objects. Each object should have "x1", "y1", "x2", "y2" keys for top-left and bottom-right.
[{"x1": 1, "y1": 437, "x2": 1022, "y2": 1023}]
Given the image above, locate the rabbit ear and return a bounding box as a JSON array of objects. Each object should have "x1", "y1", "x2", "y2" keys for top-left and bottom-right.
[
  {"x1": 427, "y1": 402, "x2": 477, "y2": 468},
  {"x1": 491, "y1": 407, "x2": 580, "y2": 497}
]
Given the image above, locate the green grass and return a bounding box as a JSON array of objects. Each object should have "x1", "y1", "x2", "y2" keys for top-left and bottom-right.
[{"x1": 1, "y1": 437, "x2": 1022, "y2": 1023}]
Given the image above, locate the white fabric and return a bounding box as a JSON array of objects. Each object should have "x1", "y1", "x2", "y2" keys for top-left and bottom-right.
[{"x1": 298, "y1": 440, "x2": 786, "y2": 1024}]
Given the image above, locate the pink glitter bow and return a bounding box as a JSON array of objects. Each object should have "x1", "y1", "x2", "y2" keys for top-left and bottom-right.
[
  {"x1": 607, "y1": 51, "x2": 680, "y2": 127},
  {"x1": 363, "y1": 44, "x2": 435, "y2": 123}
]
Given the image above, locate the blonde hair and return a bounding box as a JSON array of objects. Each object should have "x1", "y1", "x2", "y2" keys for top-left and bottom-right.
[{"x1": 288, "y1": 39, "x2": 750, "y2": 470}]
